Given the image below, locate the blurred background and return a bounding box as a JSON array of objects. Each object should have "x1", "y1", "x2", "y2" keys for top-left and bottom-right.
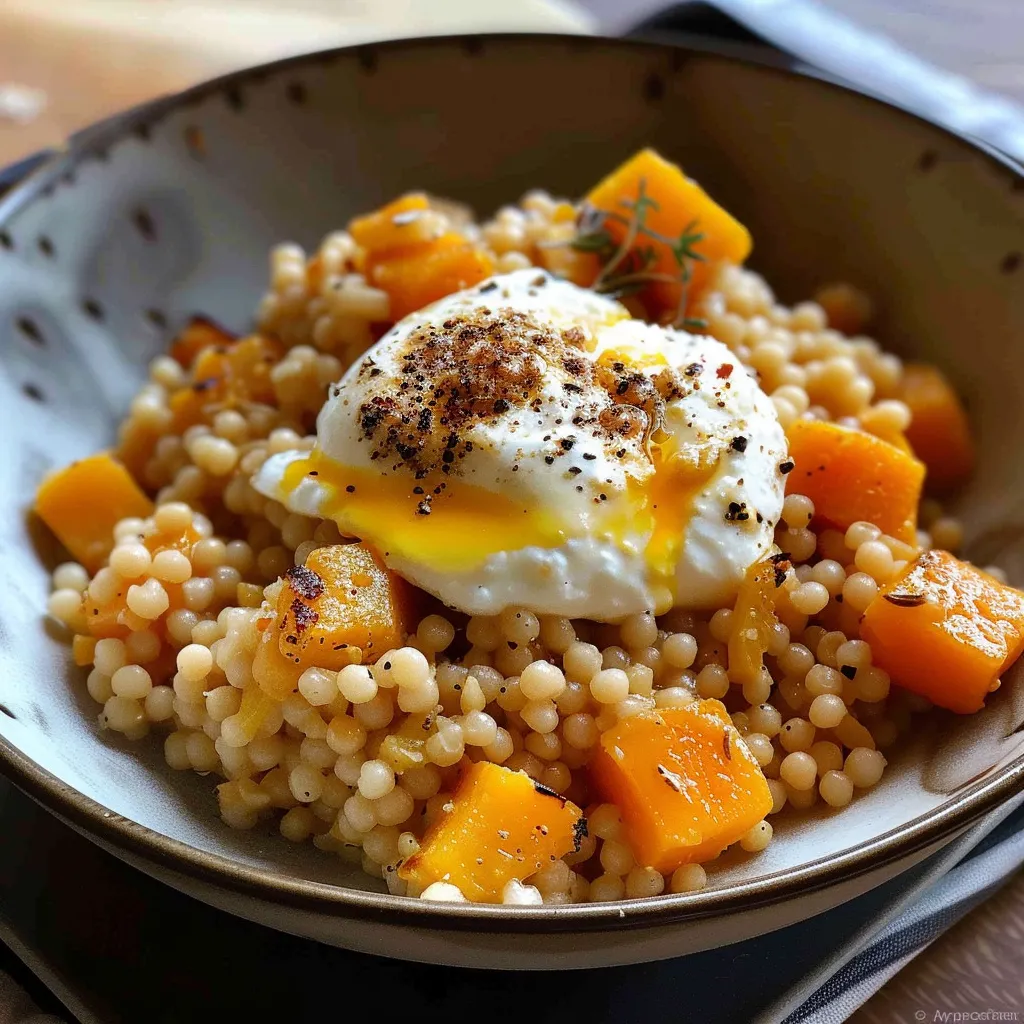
[{"x1": 1, "y1": 0, "x2": 1022, "y2": 169}]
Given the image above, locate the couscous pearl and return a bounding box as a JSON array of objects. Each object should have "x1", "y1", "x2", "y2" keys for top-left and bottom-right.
[
  {"x1": 696, "y1": 664, "x2": 730, "y2": 699},
  {"x1": 525, "y1": 730, "x2": 562, "y2": 761},
  {"x1": 747, "y1": 703, "x2": 782, "y2": 737},
  {"x1": 337, "y1": 664, "x2": 377, "y2": 704},
  {"x1": 519, "y1": 661, "x2": 566, "y2": 701},
  {"x1": 86, "y1": 669, "x2": 114, "y2": 704},
  {"x1": 563, "y1": 713, "x2": 599, "y2": 749},
  {"x1": 805, "y1": 664, "x2": 843, "y2": 696},
  {"x1": 809, "y1": 740, "x2": 844, "y2": 776},
  {"x1": 654, "y1": 687, "x2": 695, "y2": 709},
  {"x1": 500, "y1": 607, "x2": 541, "y2": 644},
  {"x1": 740, "y1": 819, "x2": 773, "y2": 852},
  {"x1": 206, "y1": 686, "x2": 242, "y2": 722},
  {"x1": 109, "y1": 544, "x2": 152, "y2": 579},
  {"x1": 809, "y1": 693, "x2": 848, "y2": 728},
  {"x1": 563, "y1": 641, "x2": 602, "y2": 682},
  {"x1": 835, "y1": 639, "x2": 872, "y2": 669},
  {"x1": 856, "y1": 666, "x2": 891, "y2": 702},
  {"x1": 461, "y1": 710, "x2": 498, "y2": 747},
  {"x1": 820, "y1": 770, "x2": 855, "y2": 807},
  {"x1": 344, "y1": 793, "x2": 378, "y2": 832},
  {"x1": 93, "y1": 638, "x2": 127, "y2": 677},
  {"x1": 780, "y1": 717, "x2": 815, "y2": 753},
  {"x1": 357, "y1": 758, "x2": 396, "y2": 801},
  {"x1": 741, "y1": 669, "x2": 772, "y2": 707},
  {"x1": 855, "y1": 540, "x2": 895, "y2": 581},
  {"x1": 111, "y1": 665, "x2": 153, "y2": 699},
  {"x1": 387, "y1": 647, "x2": 430, "y2": 689},
  {"x1": 742, "y1": 733, "x2": 775, "y2": 768},
  {"x1": 280, "y1": 807, "x2": 315, "y2": 842},
  {"x1": 176, "y1": 643, "x2": 213, "y2": 682},
  {"x1": 502, "y1": 879, "x2": 544, "y2": 906},
  {"x1": 482, "y1": 728, "x2": 515, "y2": 764},
  {"x1": 780, "y1": 751, "x2": 818, "y2": 790},
  {"x1": 289, "y1": 764, "x2": 324, "y2": 803},
  {"x1": 845, "y1": 747, "x2": 887, "y2": 787},
  {"x1": 326, "y1": 715, "x2": 367, "y2": 756},
  {"x1": 460, "y1": 675, "x2": 486, "y2": 714},
  {"x1": 625, "y1": 866, "x2": 665, "y2": 899},
  {"x1": 662, "y1": 633, "x2": 698, "y2": 669},
  {"x1": 590, "y1": 668, "x2": 629, "y2": 704},
  {"x1": 521, "y1": 698, "x2": 559, "y2": 734},
  {"x1": 185, "y1": 731, "x2": 219, "y2": 771},
  {"x1": 47, "y1": 589, "x2": 83, "y2": 625},
  {"x1": 126, "y1": 578, "x2": 170, "y2": 619},
  {"x1": 842, "y1": 572, "x2": 878, "y2": 612},
  {"x1": 154, "y1": 502, "x2": 193, "y2": 534},
  {"x1": 626, "y1": 663, "x2": 655, "y2": 696},
  {"x1": 601, "y1": 646, "x2": 630, "y2": 671},
  {"x1": 298, "y1": 667, "x2": 338, "y2": 706},
  {"x1": 53, "y1": 561, "x2": 90, "y2": 592},
  {"x1": 539, "y1": 616, "x2": 576, "y2": 654},
  {"x1": 767, "y1": 777, "x2": 788, "y2": 814},
  {"x1": 145, "y1": 685, "x2": 175, "y2": 722},
  {"x1": 164, "y1": 731, "x2": 191, "y2": 770},
  {"x1": 600, "y1": 839, "x2": 635, "y2": 876},
  {"x1": 151, "y1": 549, "x2": 192, "y2": 584},
  {"x1": 396, "y1": 679, "x2": 439, "y2": 715},
  {"x1": 670, "y1": 864, "x2": 707, "y2": 893},
  {"x1": 620, "y1": 612, "x2": 658, "y2": 649},
  {"x1": 790, "y1": 582, "x2": 830, "y2": 616},
  {"x1": 416, "y1": 614, "x2": 455, "y2": 653},
  {"x1": 420, "y1": 882, "x2": 467, "y2": 902},
  {"x1": 589, "y1": 874, "x2": 626, "y2": 902},
  {"x1": 588, "y1": 803, "x2": 623, "y2": 841},
  {"x1": 167, "y1": 609, "x2": 200, "y2": 647}
]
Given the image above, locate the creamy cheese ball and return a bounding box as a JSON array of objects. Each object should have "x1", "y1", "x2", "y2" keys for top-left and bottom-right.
[{"x1": 255, "y1": 269, "x2": 787, "y2": 618}]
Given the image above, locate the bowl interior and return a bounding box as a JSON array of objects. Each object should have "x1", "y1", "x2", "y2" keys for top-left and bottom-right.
[{"x1": 1, "y1": 35, "x2": 1024, "y2": 909}]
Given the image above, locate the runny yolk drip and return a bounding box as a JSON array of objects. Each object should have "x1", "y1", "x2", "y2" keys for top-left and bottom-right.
[
  {"x1": 637, "y1": 440, "x2": 722, "y2": 600},
  {"x1": 282, "y1": 452, "x2": 572, "y2": 574}
]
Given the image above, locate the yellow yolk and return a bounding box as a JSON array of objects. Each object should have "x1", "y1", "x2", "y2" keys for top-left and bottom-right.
[{"x1": 283, "y1": 453, "x2": 572, "y2": 573}]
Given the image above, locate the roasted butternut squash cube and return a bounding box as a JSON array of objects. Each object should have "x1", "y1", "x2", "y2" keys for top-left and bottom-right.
[
  {"x1": 349, "y1": 193, "x2": 434, "y2": 254},
  {"x1": 368, "y1": 234, "x2": 495, "y2": 321},
  {"x1": 398, "y1": 761, "x2": 586, "y2": 902},
  {"x1": 169, "y1": 317, "x2": 237, "y2": 369},
  {"x1": 34, "y1": 453, "x2": 154, "y2": 573},
  {"x1": 274, "y1": 543, "x2": 416, "y2": 670},
  {"x1": 860, "y1": 550, "x2": 1024, "y2": 714},
  {"x1": 899, "y1": 363, "x2": 975, "y2": 493},
  {"x1": 590, "y1": 700, "x2": 772, "y2": 872},
  {"x1": 785, "y1": 418, "x2": 924, "y2": 543},
  {"x1": 585, "y1": 148, "x2": 752, "y2": 317},
  {"x1": 728, "y1": 558, "x2": 779, "y2": 686}
]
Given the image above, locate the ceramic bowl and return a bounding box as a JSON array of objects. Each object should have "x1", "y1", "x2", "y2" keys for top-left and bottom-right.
[{"x1": 1, "y1": 34, "x2": 1023, "y2": 969}]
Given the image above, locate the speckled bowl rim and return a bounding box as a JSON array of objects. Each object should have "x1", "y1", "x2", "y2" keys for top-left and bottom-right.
[{"x1": 1, "y1": 32, "x2": 1023, "y2": 933}]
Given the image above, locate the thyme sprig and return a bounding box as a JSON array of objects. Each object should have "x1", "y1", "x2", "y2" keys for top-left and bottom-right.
[{"x1": 566, "y1": 176, "x2": 708, "y2": 330}]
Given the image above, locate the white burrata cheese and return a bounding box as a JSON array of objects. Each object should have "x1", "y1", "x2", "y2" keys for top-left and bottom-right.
[{"x1": 254, "y1": 269, "x2": 787, "y2": 619}]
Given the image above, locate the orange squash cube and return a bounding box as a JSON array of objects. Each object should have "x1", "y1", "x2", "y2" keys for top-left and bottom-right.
[
  {"x1": 398, "y1": 761, "x2": 586, "y2": 902},
  {"x1": 785, "y1": 418, "x2": 925, "y2": 544},
  {"x1": 728, "y1": 558, "x2": 780, "y2": 687},
  {"x1": 899, "y1": 364, "x2": 975, "y2": 493},
  {"x1": 368, "y1": 234, "x2": 495, "y2": 321},
  {"x1": 274, "y1": 543, "x2": 417, "y2": 670},
  {"x1": 860, "y1": 550, "x2": 1024, "y2": 714},
  {"x1": 169, "y1": 317, "x2": 236, "y2": 369},
  {"x1": 34, "y1": 453, "x2": 154, "y2": 573},
  {"x1": 349, "y1": 193, "x2": 435, "y2": 254},
  {"x1": 590, "y1": 700, "x2": 772, "y2": 872},
  {"x1": 585, "y1": 148, "x2": 752, "y2": 317}
]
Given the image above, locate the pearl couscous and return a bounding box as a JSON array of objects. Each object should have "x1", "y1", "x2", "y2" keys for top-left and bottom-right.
[{"x1": 36, "y1": 148, "x2": 1024, "y2": 906}]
